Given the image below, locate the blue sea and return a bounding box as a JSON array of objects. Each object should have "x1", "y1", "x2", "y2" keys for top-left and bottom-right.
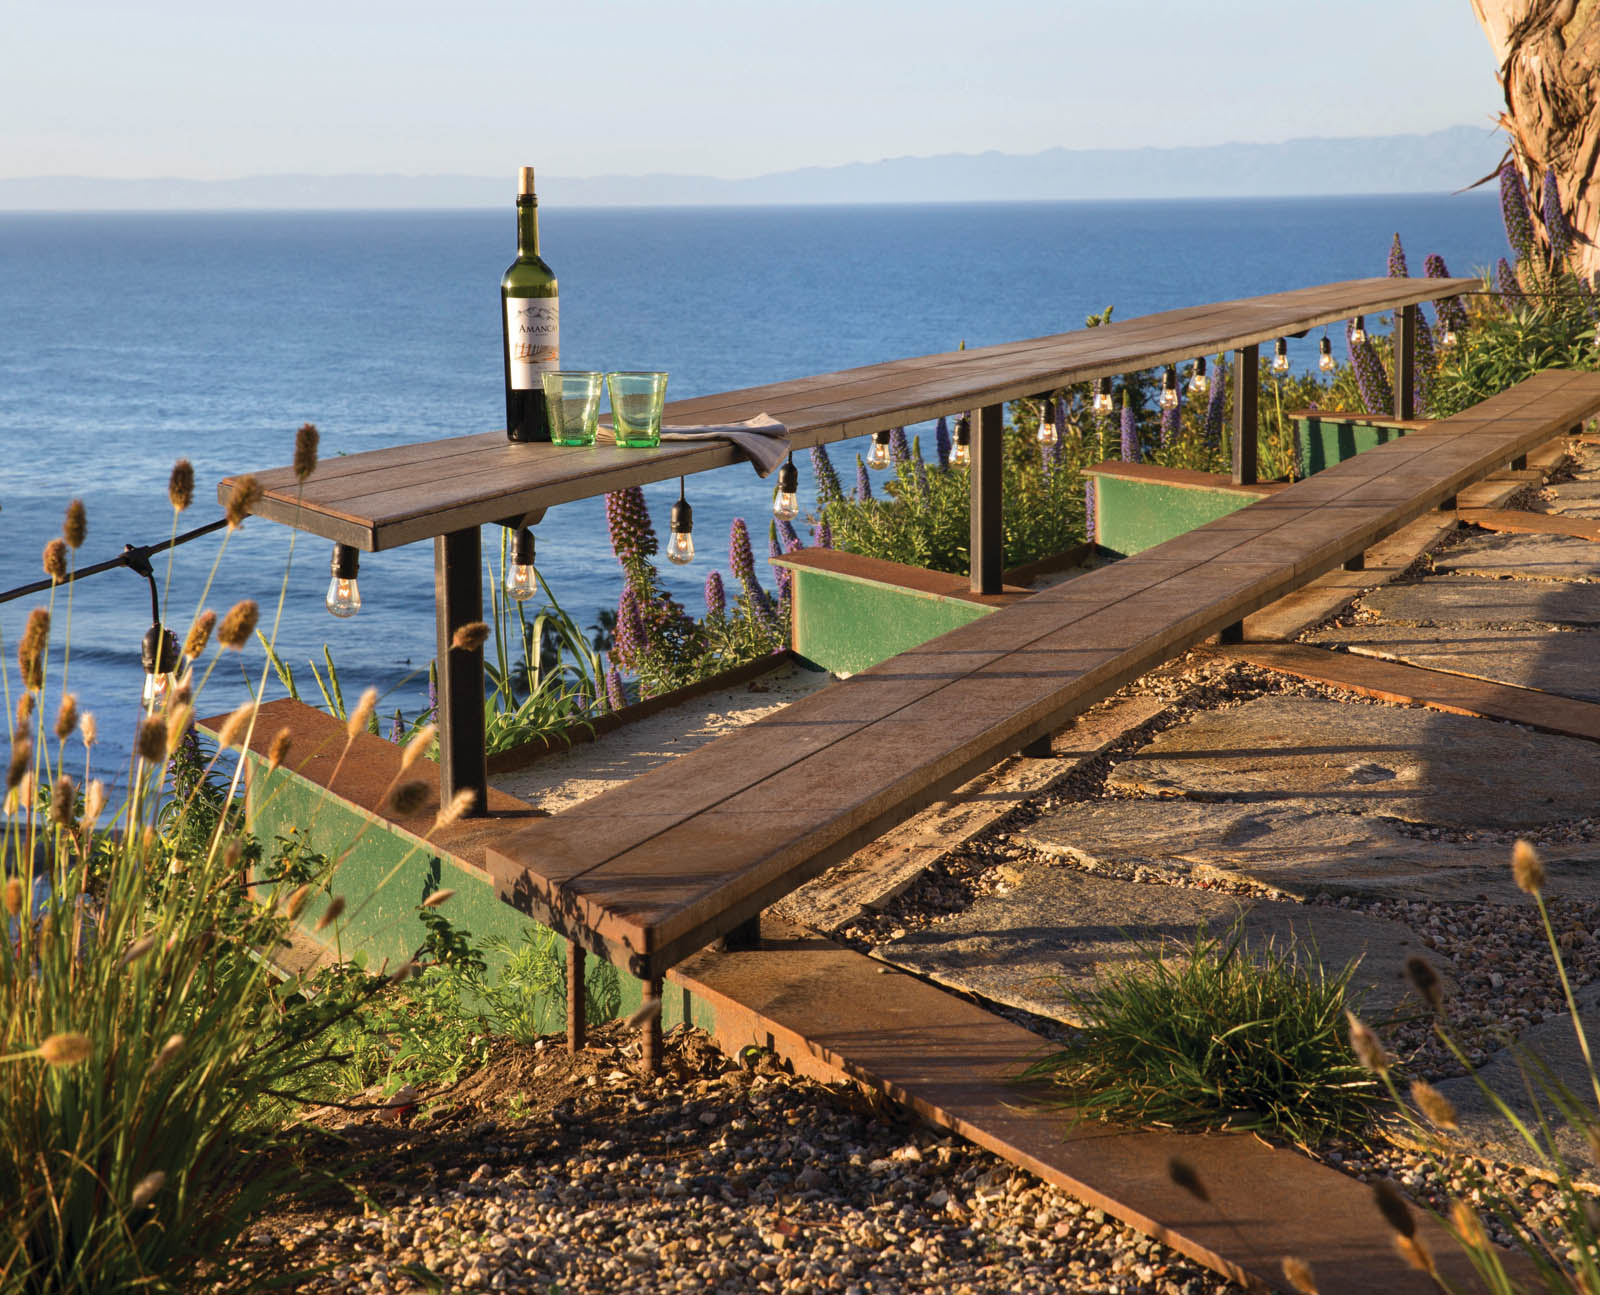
[{"x1": 0, "y1": 194, "x2": 1506, "y2": 775}]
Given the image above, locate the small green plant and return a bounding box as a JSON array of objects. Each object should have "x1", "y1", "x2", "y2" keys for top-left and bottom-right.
[{"x1": 1023, "y1": 923, "x2": 1383, "y2": 1144}]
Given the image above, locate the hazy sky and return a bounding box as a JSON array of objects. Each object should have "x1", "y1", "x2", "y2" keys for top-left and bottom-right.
[{"x1": 6, "y1": 0, "x2": 1500, "y2": 179}]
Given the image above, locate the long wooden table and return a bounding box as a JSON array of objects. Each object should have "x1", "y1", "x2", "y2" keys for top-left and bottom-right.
[
  {"x1": 221, "y1": 276, "x2": 1474, "y2": 814},
  {"x1": 485, "y1": 369, "x2": 1600, "y2": 984}
]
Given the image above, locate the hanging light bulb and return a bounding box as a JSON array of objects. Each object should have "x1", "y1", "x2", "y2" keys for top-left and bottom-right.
[
  {"x1": 1035, "y1": 396, "x2": 1057, "y2": 446},
  {"x1": 667, "y1": 479, "x2": 695, "y2": 564},
  {"x1": 1159, "y1": 366, "x2": 1179, "y2": 410},
  {"x1": 1350, "y1": 315, "x2": 1367, "y2": 345},
  {"x1": 1189, "y1": 357, "x2": 1209, "y2": 395},
  {"x1": 141, "y1": 623, "x2": 179, "y2": 707},
  {"x1": 1441, "y1": 326, "x2": 1458, "y2": 348},
  {"x1": 505, "y1": 527, "x2": 539, "y2": 599},
  {"x1": 772, "y1": 457, "x2": 800, "y2": 521},
  {"x1": 1272, "y1": 337, "x2": 1290, "y2": 374},
  {"x1": 326, "y1": 544, "x2": 362, "y2": 618},
  {"x1": 952, "y1": 414, "x2": 971, "y2": 467},
  {"x1": 866, "y1": 429, "x2": 891, "y2": 471},
  {"x1": 1092, "y1": 377, "x2": 1113, "y2": 415}
]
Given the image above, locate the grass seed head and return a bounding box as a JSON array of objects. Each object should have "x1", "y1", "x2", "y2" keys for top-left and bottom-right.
[
  {"x1": 63, "y1": 498, "x2": 87, "y2": 549},
  {"x1": 1373, "y1": 1180, "x2": 1416, "y2": 1238},
  {"x1": 267, "y1": 727, "x2": 292, "y2": 772},
  {"x1": 8, "y1": 738, "x2": 33, "y2": 791},
  {"x1": 54, "y1": 693, "x2": 77, "y2": 742},
  {"x1": 1280, "y1": 1257, "x2": 1319, "y2": 1295},
  {"x1": 429, "y1": 788, "x2": 475, "y2": 833},
  {"x1": 19, "y1": 608, "x2": 50, "y2": 691},
  {"x1": 136, "y1": 717, "x2": 168, "y2": 764},
  {"x1": 1404, "y1": 955, "x2": 1443, "y2": 1011},
  {"x1": 130, "y1": 1171, "x2": 167, "y2": 1210},
  {"x1": 1512, "y1": 839, "x2": 1545, "y2": 895},
  {"x1": 224, "y1": 473, "x2": 260, "y2": 526},
  {"x1": 168, "y1": 459, "x2": 195, "y2": 511},
  {"x1": 16, "y1": 693, "x2": 33, "y2": 729},
  {"x1": 293, "y1": 422, "x2": 320, "y2": 481},
  {"x1": 387, "y1": 780, "x2": 429, "y2": 817},
  {"x1": 216, "y1": 701, "x2": 253, "y2": 751},
  {"x1": 421, "y1": 887, "x2": 455, "y2": 909},
  {"x1": 346, "y1": 687, "x2": 378, "y2": 741},
  {"x1": 625, "y1": 997, "x2": 662, "y2": 1030},
  {"x1": 1449, "y1": 1198, "x2": 1488, "y2": 1250},
  {"x1": 120, "y1": 935, "x2": 157, "y2": 967},
  {"x1": 450, "y1": 621, "x2": 490, "y2": 652},
  {"x1": 216, "y1": 600, "x2": 259, "y2": 650},
  {"x1": 42, "y1": 538, "x2": 68, "y2": 581},
  {"x1": 164, "y1": 705, "x2": 193, "y2": 757},
  {"x1": 283, "y1": 884, "x2": 311, "y2": 922},
  {"x1": 79, "y1": 711, "x2": 97, "y2": 747},
  {"x1": 183, "y1": 610, "x2": 216, "y2": 659},
  {"x1": 399, "y1": 724, "x2": 437, "y2": 773},
  {"x1": 314, "y1": 895, "x2": 346, "y2": 932},
  {"x1": 1347, "y1": 1011, "x2": 1391, "y2": 1075},
  {"x1": 1166, "y1": 1157, "x2": 1210, "y2": 1203},
  {"x1": 1393, "y1": 1233, "x2": 1436, "y2": 1277},
  {"x1": 1409, "y1": 1079, "x2": 1459, "y2": 1130},
  {"x1": 82, "y1": 780, "x2": 105, "y2": 829},
  {"x1": 37, "y1": 1033, "x2": 92, "y2": 1066},
  {"x1": 49, "y1": 775, "x2": 74, "y2": 827},
  {"x1": 3, "y1": 877, "x2": 22, "y2": 917}
]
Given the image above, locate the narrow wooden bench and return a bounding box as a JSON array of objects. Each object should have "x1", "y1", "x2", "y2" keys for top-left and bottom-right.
[{"x1": 485, "y1": 370, "x2": 1600, "y2": 1050}]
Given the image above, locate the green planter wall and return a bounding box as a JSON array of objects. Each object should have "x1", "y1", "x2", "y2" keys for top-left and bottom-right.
[
  {"x1": 1086, "y1": 462, "x2": 1277, "y2": 557},
  {"x1": 1294, "y1": 411, "x2": 1430, "y2": 476}
]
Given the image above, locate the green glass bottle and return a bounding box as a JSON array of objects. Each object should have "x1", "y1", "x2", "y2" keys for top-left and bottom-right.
[{"x1": 501, "y1": 166, "x2": 559, "y2": 442}]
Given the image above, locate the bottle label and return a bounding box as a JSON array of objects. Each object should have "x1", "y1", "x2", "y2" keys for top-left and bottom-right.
[{"x1": 506, "y1": 296, "x2": 559, "y2": 390}]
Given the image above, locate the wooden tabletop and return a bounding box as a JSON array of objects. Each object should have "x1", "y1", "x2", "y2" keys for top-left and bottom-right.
[
  {"x1": 220, "y1": 276, "x2": 1475, "y2": 550},
  {"x1": 486, "y1": 368, "x2": 1600, "y2": 978}
]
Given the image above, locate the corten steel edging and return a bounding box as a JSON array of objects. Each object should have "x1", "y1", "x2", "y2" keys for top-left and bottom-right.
[{"x1": 221, "y1": 277, "x2": 1478, "y2": 551}]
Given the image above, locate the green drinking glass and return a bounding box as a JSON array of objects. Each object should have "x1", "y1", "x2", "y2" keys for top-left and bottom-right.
[
  {"x1": 606, "y1": 371, "x2": 669, "y2": 448},
  {"x1": 540, "y1": 371, "x2": 604, "y2": 446}
]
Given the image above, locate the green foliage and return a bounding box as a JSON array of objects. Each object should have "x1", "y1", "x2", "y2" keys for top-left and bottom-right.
[{"x1": 1023, "y1": 924, "x2": 1383, "y2": 1144}]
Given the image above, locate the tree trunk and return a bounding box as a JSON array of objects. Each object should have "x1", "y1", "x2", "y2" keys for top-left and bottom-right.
[{"x1": 1471, "y1": 0, "x2": 1600, "y2": 278}]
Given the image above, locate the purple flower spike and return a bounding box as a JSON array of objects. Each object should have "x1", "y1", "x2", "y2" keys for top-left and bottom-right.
[
  {"x1": 605, "y1": 668, "x2": 628, "y2": 712},
  {"x1": 704, "y1": 570, "x2": 726, "y2": 618},
  {"x1": 854, "y1": 454, "x2": 872, "y2": 502},
  {"x1": 889, "y1": 426, "x2": 909, "y2": 464},
  {"x1": 776, "y1": 518, "x2": 802, "y2": 551},
  {"x1": 730, "y1": 518, "x2": 759, "y2": 593},
  {"x1": 934, "y1": 415, "x2": 951, "y2": 468},
  {"x1": 810, "y1": 443, "x2": 843, "y2": 506},
  {"x1": 1500, "y1": 162, "x2": 1536, "y2": 260},
  {"x1": 1084, "y1": 480, "x2": 1097, "y2": 542},
  {"x1": 1160, "y1": 387, "x2": 1180, "y2": 449},
  {"x1": 1119, "y1": 394, "x2": 1140, "y2": 464},
  {"x1": 1413, "y1": 312, "x2": 1435, "y2": 417},
  {"x1": 1425, "y1": 253, "x2": 1469, "y2": 335},
  {"x1": 604, "y1": 486, "x2": 660, "y2": 568},
  {"x1": 389, "y1": 711, "x2": 404, "y2": 744},
  {"x1": 1542, "y1": 169, "x2": 1572, "y2": 265},
  {"x1": 612, "y1": 585, "x2": 648, "y2": 669},
  {"x1": 1387, "y1": 232, "x2": 1409, "y2": 278},
  {"x1": 1498, "y1": 257, "x2": 1525, "y2": 306},
  {"x1": 769, "y1": 525, "x2": 792, "y2": 601},
  {"x1": 912, "y1": 444, "x2": 930, "y2": 493},
  {"x1": 1203, "y1": 358, "x2": 1226, "y2": 450},
  {"x1": 1347, "y1": 321, "x2": 1394, "y2": 416},
  {"x1": 814, "y1": 519, "x2": 833, "y2": 549}
]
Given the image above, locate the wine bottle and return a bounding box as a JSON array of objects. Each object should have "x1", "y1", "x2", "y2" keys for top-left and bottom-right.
[{"x1": 501, "y1": 166, "x2": 559, "y2": 442}]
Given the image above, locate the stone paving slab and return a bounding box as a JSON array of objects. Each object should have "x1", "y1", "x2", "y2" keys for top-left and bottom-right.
[
  {"x1": 1023, "y1": 799, "x2": 1600, "y2": 904},
  {"x1": 873, "y1": 866, "x2": 1438, "y2": 1024},
  {"x1": 1357, "y1": 575, "x2": 1600, "y2": 627},
  {"x1": 1433, "y1": 532, "x2": 1600, "y2": 581},
  {"x1": 1311, "y1": 624, "x2": 1600, "y2": 706},
  {"x1": 1535, "y1": 479, "x2": 1600, "y2": 519},
  {"x1": 1105, "y1": 696, "x2": 1600, "y2": 829}
]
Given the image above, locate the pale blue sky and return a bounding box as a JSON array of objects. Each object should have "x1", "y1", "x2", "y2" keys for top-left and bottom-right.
[{"x1": 5, "y1": 0, "x2": 1499, "y2": 179}]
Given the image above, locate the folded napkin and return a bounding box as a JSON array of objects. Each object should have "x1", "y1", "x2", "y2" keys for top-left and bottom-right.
[{"x1": 659, "y1": 413, "x2": 790, "y2": 477}]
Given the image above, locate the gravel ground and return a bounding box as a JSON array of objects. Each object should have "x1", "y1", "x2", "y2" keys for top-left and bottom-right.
[{"x1": 233, "y1": 1025, "x2": 1239, "y2": 1295}]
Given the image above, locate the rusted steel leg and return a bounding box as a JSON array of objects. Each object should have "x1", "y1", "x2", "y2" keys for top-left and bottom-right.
[
  {"x1": 1394, "y1": 304, "x2": 1416, "y2": 421},
  {"x1": 1511, "y1": 454, "x2": 1528, "y2": 471},
  {"x1": 969, "y1": 403, "x2": 1005, "y2": 595},
  {"x1": 715, "y1": 914, "x2": 761, "y2": 952},
  {"x1": 641, "y1": 977, "x2": 664, "y2": 1075},
  {"x1": 434, "y1": 527, "x2": 488, "y2": 818},
  {"x1": 1343, "y1": 552, "x2": 1366, "y2": 572},
  {"x1": 566, "y1": 942, "x2": 587, "y2": 1054},
  {"x1": 1218, "y1": 620, "x2": 1244, "y2": 645},
  {"x1": 1022, "y1": 734, "x2": 1053, "y2": 757},
  {"x1": 1231, "y1": 345, "x2": 1258, "y2": 486}
]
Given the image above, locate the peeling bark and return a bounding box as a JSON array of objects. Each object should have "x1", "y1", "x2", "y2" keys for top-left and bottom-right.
[{"x1": 1471, "y1": 0, "x2": 1600, "y2": 276}]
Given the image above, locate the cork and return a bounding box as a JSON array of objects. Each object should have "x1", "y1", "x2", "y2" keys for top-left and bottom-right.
[{"x1": 518, "y1": 166, "x2": 536, "y2": 196}]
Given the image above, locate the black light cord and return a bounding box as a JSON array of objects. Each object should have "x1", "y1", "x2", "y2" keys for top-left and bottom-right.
[{"x1": 0, "y1": 517, "x2": 229, "y2": 608}]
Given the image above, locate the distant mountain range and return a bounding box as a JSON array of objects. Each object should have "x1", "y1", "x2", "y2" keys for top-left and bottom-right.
[{"x1": 1, "y1": 126, "x2": 1506, "y2": 210}]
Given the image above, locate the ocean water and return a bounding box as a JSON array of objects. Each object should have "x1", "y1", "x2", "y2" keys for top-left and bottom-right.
[{"x1": 0, "y1": 194, "x2": 1505, "y2": 774}]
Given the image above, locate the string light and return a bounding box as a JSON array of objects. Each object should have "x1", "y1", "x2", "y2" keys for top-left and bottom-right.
[
  {"x1": 866, "y1": 429, "x2": 891, "y2": 471},
  {"x1": 1441, "y1": 326, "x2": 1458, "y2": 348},
  {"x1": 1350, "y1": 315, "x2": 1367, "y2": 345},
  {"x1": 1189, "y1": 357, "x2": 1209, "y2": 395},
  {"x1": 505, "y1": 527, "x2": 539, "y2": 598},
  {"x1": 772, "y1": 456, "x2": 800, "y2": 521},
  {"x1": 1319, "y1": 336, "x2": 1336, "y2": 372},
  {"x1": 952, "y1": 414, "x2": 971, "y2": 467},
  {"x1": 1036, "y1": 396, "x2": 1057, "y2": 446},
  {"x1": 141, "y1": 624, "x2": 179, "y2": 707},
  {"x1": 1092, "y1": 377, "x2": 1113, "y2": 415},
  {"x1": 326, "y1": 544, "x2": 361, "y2": 618},
  {"x1": 667, "y1": 479, "x2": 695, "y2": 565},
  {"x1": 1159, "y1": 366, "x2": 1179, "y2": 410},
  {"x1": 1272, "y1": 337, "x2": 1290, "y2": 374}
]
